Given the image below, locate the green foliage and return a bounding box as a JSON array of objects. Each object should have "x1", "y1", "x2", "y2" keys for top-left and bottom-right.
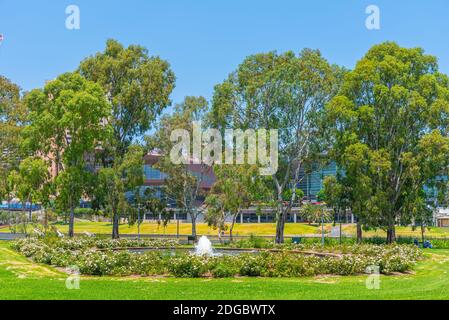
[
  {"x1": 210, "y1": 49, "x2": 343, "y2": 243},
  {"x1": 326, "y1": 42, "x2": 449, "y2": 242},
  {"x1": 74, "y1": 207, "x2": 104, "y2": 217},
  {"x1": 0, "y1": 211, "x2": 30, "y2": 234},
  {"x1": 300, "y1": 203, "x2": 332, "y2": 224},
  {"x1": 13, "y1": 238, "x2": 422, "y2": 277},
  {"x1": 17, "y1": 157, "x2": 50, "y2": 204},
  {"x1": 205, "y1": 164, "x2": 270, "y2": 239},
  {"x1": 0, "y1": 76, "x2": 26, "y2": 183},
  {"x1": 23, "y1": 72, "x2": 111, "y2": 168},
  {"x1": 24, "y1": 72, "x2": 112, "y2": 237},
  {"x1": 282, "y1": 188, "x2": 304, "y2": 204},
  {"x1": 147, "y1": 96, "x2": 210, "y2": 237},
  {"x1": 95, "y1": 145, "x2": 144, "y2": 238},
  {"x1": 79, "y1": 39, "x2": 175, "y2": 157}
]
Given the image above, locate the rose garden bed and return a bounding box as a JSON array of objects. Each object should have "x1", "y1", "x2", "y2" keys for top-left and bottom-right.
[{"x1": 12, "y1": 237, "x2": 423, "y2": 278}]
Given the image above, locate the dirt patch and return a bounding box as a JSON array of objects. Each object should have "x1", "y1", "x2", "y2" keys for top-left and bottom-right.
[{"x1": 312, "y1": 275, "x2": 341, "y2": 284}]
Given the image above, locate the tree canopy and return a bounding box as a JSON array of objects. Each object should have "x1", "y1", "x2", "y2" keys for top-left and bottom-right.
[{"x1": 326, "y1": 42, "x2": 449, "y2": 242}]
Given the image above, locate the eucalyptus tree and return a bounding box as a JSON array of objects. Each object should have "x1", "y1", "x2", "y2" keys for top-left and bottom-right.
[
  {"x1": 95, "y1": 145, "x2": 144, "y2": 239},
  {"x1": 0, "y1": 76, "x2": 27, "y2": 190},
  {"x1": 210, "y1": 50, "x2": 341, "y2": 243},
  {"x1": 78, "y1": 40, "x2": 174, "y2": 237},
  {"x1": 326, "y1": 42, "x2": 449, "y2": 243},
  {"x1": 17, "y1": 157, "x2": 49, "y2": 220},
  {"x1": 205, "y1": 164, "x2": 270, "y2": 241},
  {"x1": 147, "y1": 96, "x2": 210, "y2": 238},
  {"x1": 78, "y1": 39, "x2": 176, "y2": 160},
  {"x1": 23, "y1": 72, "x2": 111, "y2": 237}
]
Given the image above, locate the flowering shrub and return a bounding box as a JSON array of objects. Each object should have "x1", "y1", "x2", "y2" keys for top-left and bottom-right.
[
  {"x1": 12, "y1": 238, "x2": 422, "y2": 278},
  {"x1": 168, "y1": 255, "x2": 210, "y2": 278},
  {"x1": 37, "y1": 237, "x2": 179, "y2": 250}
]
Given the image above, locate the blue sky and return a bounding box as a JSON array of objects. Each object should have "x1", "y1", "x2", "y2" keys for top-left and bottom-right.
[{"x1": 1, "y1": 0, "x2": 449, "y2": 106}]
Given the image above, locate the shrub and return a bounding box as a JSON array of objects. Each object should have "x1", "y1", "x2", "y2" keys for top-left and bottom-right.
[
  {"x1": 209, "y1": 256, "x2": 241, "y2": 278},
  {"x1": 12, "y1": 238, "x2": 423, "y2": 278},
  {"x1": 168, "y1": 254, "x2": 209, "y2": 278},
  {"x1": 130, "y1": 252, "x2": 168, "y2": 276}
]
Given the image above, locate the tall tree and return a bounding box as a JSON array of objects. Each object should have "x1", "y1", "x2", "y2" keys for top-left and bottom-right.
[
  {"x1": 17, "y1": 157, "x2": 50, "y2": 220},
  {"x1": 322, "y1": 175, "x2": 349, "y2": 243},
  {"x1": 95, "y1": 145, "x2": 144, "y2": 239},
  {"x1": 0, "y1": 76, "x2": 26, "y2": 193},
  {"x1": 23, "y1": 72, "x2": 111, "y2": 237},
  {"x1": 147, "y1": 96, "x2": 210, "y2": 238},
  {"x1": 210, "y1": 50, "x2": 341, "y2": 243},
  {"x1": 326, "y1": 42, "x2": 449, "y2": 243},
  {"x1": 205, "y1": 164, "x2": 270, "y2": 241},
  {"x1": 78, "y1": 39, "x2": 175, "y2": 160}
]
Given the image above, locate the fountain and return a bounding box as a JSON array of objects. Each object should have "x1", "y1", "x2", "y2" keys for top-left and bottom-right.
[{"x1": 195, "y1": 236, "x2": 214, "y2": 256}]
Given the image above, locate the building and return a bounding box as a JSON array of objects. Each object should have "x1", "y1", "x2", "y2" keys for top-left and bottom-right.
[
  {"x1": 297, "y1": 162, "x2": 338, "y2": 201},
  {"x1": 141, "y1": 153, "x2": 216, "y2": 221}
]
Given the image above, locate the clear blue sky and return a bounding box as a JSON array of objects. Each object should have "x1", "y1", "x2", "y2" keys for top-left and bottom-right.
[{"x1": 1, "y1": 0, "x2": 449, "y2": 105}]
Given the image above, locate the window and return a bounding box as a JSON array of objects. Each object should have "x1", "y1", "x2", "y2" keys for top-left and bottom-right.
[{"x1": 144, "y1": 165, "x2": 167, "y2": 180}]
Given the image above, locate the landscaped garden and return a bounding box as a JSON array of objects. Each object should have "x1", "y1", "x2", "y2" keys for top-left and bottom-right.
[
  {"x1": 11, "y1": 237, "x2": 422, "y2": 277},
  {"x1": 2, "y1": 238, "x2": 449, "y2": 300},
  {"x1": 2, "y1": 4, "x2": 449, "y2": 303}
]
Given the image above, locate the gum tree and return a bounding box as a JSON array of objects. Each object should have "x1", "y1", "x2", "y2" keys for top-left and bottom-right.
[
  {"x1": 326, "y1": 42, "x2": 449, "y2": 243},
  {"x1": 17, "y1": 157, "x2": 49, "y2": 220},
  {"x1": 147, "y1": 96, "x2": 210, "y2": 238},
  {"x1": 205, "y1": 164, "x2": 270, "y2": 242},
  {"x1": 78, "y1": 40, "x2": 175, "y2": 237},
  {"x1": 78, "y1": 39, "x2": 175, "y2": 160},
  {"x1": 0, "y1": 76, "x2": 26, "y2": 195},
  {"x1": 95, "y1": 145, "x2": 145, "y2": 239},
  {"x1": 210, "y1": 50, "x2": 341, "y2": 243},
  {"x1": 24, "y1": 72, "x2": 111, "y2": 237}
]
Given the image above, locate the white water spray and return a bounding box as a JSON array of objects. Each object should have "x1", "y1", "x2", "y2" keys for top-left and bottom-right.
[{"x1": 195, "y1": 236, "x2": 214, "y2": 256}]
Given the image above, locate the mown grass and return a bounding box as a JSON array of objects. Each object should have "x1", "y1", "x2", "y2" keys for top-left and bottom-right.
[
  {"x1": 342, "y1": 225, "x2": 449, "y2": 238},
  {"x1": 1, "y1": 241, "x2": 449, "y2": 300},
  {"x1": 0, "y1": 221, "x2": 321, "y2": 236},
  {"x1": 4, "y1": 220, "x2": 449, "y2": 240}
]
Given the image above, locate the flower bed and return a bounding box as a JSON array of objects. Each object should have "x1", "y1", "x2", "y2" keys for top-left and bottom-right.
[{"x1": 12, "y1": 238, "x2": 422, "y2": 278}]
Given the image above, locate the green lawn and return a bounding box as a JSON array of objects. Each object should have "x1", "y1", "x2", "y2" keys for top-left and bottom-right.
[
  {"x1": 3, "y1": 220, "x2": 449, "y2": 239},
  {"x1": 1, "y1": 221, "x2": 321, "y2": 236},
  {"x1": 342, "y1": 225, "x2": 449, "y2": 238},
  {"x1": 1, "y1": 241, "x2": 449, "y2": 300}
]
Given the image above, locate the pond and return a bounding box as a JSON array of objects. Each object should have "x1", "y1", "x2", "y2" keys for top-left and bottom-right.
[{"x1": 128, "y1": 247, "x2": 259, "y2": 256}]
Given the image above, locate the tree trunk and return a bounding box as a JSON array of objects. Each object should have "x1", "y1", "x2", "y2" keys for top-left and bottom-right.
[
  {"x1": 44, "y1": 208, "x2": 48, "y2": 234},
  {"x1": 191, "y1": 214, "x2": 197, "y2": 239},
  {"x1": 218, "y1": 227, "x2": 222, "y2": 244},
  {"x1": 22, "y1": 201, "x2": 26, "y2": 219},
  {"x1": 22, "y1": 201, "x2": 27, "y2": 235},
  {"x1": 338, "y1": 209, "x2": 342, "y2": 245},
  {"x1": 230, "y1": 213, "x2": 238, "y2": 242},
  {"x1": 68, "y1": 205, "x2": 75, "y2": 238},
  {"x1": 356, "y1": 221, "x2": 363, "y2": 244},
  {"x1": 421, "y1": 224, "x2": 425, "y2": 244},
  {"x1": 386, "y1": 224, "x2": 396, "y2": 244},
  {"x1": 112, "y1": 209, "x2": 120, "y2": 239},
  {"x1": 275, "y1": 206, "x2": 286, "y2": 244}
]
